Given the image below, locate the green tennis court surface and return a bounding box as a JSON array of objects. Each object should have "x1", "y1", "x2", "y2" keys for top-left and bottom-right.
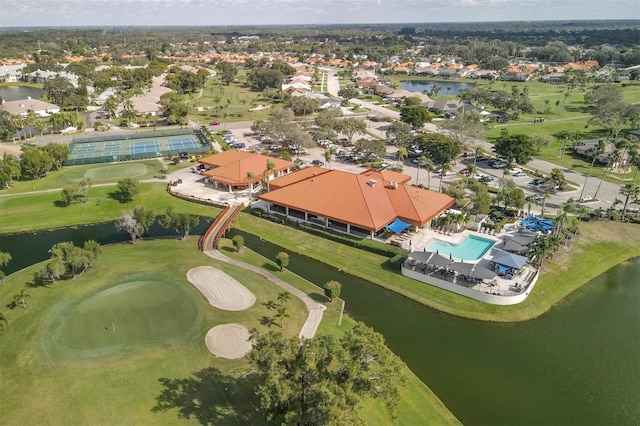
[{"x1": 65, "y1": 129, "x2": 210, "y2": 166}]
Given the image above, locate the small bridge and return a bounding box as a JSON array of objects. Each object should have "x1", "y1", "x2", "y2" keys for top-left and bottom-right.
[{"x1": 199, "y1": 204, "x2": 243, "y2": 251}]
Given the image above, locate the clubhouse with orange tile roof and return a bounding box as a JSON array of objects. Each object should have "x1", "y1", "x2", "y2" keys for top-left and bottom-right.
[
  {"x1": 198, "y1": 150, "x2": 295, "y2": 192},
  {"x1": 257, "y1": 166, "x2": 454, "y2": 239}
]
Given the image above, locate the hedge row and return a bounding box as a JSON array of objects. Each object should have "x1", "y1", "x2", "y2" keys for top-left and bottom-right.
[{"x1": 247, "y1": 208, "x2": 408, "y2": 267}]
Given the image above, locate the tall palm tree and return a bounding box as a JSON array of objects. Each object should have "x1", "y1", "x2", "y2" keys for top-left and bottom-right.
[
  {"x1": 416, "y1": 155, "x2": 427, "y2": 187},
  {"x1": 246, "y1": 171, "x2": 255, "y2": 205},
  {"x1": 34, "y1": 119, "x2": 47, "y2": 141},
  {"x1": 593, "y1": 149, "x2": 621, "y2": 200},
  {"x1": 438, "y1": 163, "x2": 452, "y2": 193},
  {"x1": 540, "y1": 193, "x2": 551, "y2": 216},
  {"x1": 578, "y1": 139, "x2": 605, "y2": 201},
  {"x1": 473, "y1": 147, "x2": 484, "y2": 167},
  {"x1": 263, "y1": 160, "x2": 277, "y2": 192},
  {"x1": 324, "y1": 149, "x2": 333, "y2": 169},
  {"x1": 274, "y1": 306, "x2": 290, "y2": 328},
  {"x1": 619, "y1": 184, "x2": 640, "y2": 220},
  {"x1": 103, "y1": 95, "x2": 118, "y2": 119}
]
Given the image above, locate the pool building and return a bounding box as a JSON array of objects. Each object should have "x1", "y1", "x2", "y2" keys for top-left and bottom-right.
[{"x1": 401, "y1": 228, "x2": 540, "y2": 305}]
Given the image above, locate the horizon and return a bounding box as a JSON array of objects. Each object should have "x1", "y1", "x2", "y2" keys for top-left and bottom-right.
[{"x1": 0, "y1": 0, "x2": 635, "y2": 28}]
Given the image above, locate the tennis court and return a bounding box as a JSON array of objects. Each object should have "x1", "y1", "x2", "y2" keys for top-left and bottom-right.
[{"x1": 65, "y1": 130, "x2": 211, "y2": 166}]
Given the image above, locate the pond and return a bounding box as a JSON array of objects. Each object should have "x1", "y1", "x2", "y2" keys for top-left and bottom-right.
[
  {"x1": 400, "y1": 80, "x2": 476, "y2": 96},
  {"x1": 236, "y1": 231, "x2": 640, "y2": 426},
  {"x1": 0, "y1": 86, "x2": 44, "y2": 102},
  {"x1": 1, "y1": 225, "x2": 639, "y2": 425},
  {"x1": 0, "y1": 219, "x2": 212, "y2": 274}
]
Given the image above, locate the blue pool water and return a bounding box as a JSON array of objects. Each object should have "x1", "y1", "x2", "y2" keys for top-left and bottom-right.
[{"x1": 424, "y1": 235, "x2": 495, "y2": 260}]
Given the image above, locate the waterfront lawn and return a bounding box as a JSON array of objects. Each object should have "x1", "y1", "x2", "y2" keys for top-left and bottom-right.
[
  {"x1": 0, "y1": 182, "x2": 221, "y2": 233},
  {"x1": 0, "y1": 238, "x2": 458, "y2": 425},
  {"x1": 234, "y1": 213, "x2": 640, "y2": 322}
]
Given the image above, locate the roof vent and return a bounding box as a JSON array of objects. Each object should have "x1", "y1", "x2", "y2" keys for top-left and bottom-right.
[
  {"x1": 388, "y1": 182, "x2": 398, "y2": 189},
  {"x1": 367, "y1": 179, "x2": 377, "y2": 187}
]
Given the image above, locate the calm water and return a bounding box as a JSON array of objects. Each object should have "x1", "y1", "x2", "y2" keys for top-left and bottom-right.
[
  {"x1": 424, "y1": 235, "x2": 495, "y2": 261},
  {"x1": 0, "y1": 86, "x2": 44, "y2": 102},
  {"x1": 400, "y1": 80, "x2": 476, "y2": 96},
  {"x1": 238, "y1": 232, "x2": 640, "y2": 426},
  {"x1": 0, "y1": 220, "x2": 211, "y2": 274},
  {"x1": 2, "y1": 225, "x2": 639, "y2": 425}
]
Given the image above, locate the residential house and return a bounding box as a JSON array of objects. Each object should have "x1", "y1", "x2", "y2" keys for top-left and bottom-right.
[{"x1": 0, "y1": 98, "x2": 60, "y2": 117}]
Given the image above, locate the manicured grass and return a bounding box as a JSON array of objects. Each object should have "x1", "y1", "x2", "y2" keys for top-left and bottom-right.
[
  {"x1": 4, "y1": 159, "x2": 166, "y2": 194},
  {"x1": 0, "y1": 237, "x2": 458, "y2": 425},
  {"x1": 0, "y1": 182, "x2": 221, "y2": 233},
  {"x1": 0, "y1": 238, "x2": 305, "y2": 425},
  {"x1": 188, "y1": 71, "x2": 274, "y2": 124},
  {"x1": 234, "y1": 213, "x2": 640, "y2": 323}
]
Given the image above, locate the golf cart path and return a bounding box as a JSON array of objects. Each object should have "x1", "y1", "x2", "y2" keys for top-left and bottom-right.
[{"x1": 204, "y1": 249, "x2": 326, "y2": 340}]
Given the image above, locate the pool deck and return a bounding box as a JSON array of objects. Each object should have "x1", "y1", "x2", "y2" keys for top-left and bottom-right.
[{"x1": 395, "y1": 227, "x2": 540, "y2": 305}]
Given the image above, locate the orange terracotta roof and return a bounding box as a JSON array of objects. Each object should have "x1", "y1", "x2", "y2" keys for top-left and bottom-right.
[
  {"x1": 270, "y1": 166, "x2": 330, "y2": 190},
  {"x1": 199, "y1": 150, "x2": 294, "y2": 186},
  {"x1": 258, "y1": 169, "x2": 454, "y2": 231},
  {"x1": 360, "y1": 168, "x2": 411, "y2": 185},
  {"x1": 387, "y1": 185, "x2": 454, "y2": 226}
]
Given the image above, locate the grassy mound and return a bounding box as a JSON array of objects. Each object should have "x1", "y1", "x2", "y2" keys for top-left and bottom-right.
[
  {"x1": 84, "y1": 162, "x2": 149, "y2": 181},
  {"x1": 45, "y1": 279, "x2": 200, "y2": 359}
]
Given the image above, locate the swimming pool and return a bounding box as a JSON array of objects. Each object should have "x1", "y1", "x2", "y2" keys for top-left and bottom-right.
[{"x1": 424, "y1": 235, "x2": 495, "y2": 261}]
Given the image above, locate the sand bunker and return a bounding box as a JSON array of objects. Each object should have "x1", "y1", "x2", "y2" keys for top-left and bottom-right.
[
  {"x1": 187, "y1": 266, "x2": 255, "y2": 311},
  {"x1": 205, "y1": 324, "x2": 252, "y2": 359}
]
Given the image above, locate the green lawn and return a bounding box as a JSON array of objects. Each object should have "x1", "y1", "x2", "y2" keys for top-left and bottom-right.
[
  {"x1": 0, "y1": 182, "x2": 221, "y2": 233},
  {"x1": 234, "y1": 213, "x2": 640, "y2": 323},
  {"x1": 188, "y1": 70, "x2": 275, "y2": 125},
  {"x1": 0, "y1": 238, "x2": 459, "y2": 425}
]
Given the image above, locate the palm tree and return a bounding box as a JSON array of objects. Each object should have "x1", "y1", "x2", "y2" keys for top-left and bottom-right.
[
  {"x1": 13, "y1": 289, "x2": 30, "y2": 309},
  {"x1": 578, "y1": 140, "x2": 605, "y2": 201},
  {"x1": 466, "y1": 164, "x2": 477, "y2": 185},
  {"x1": 246, "y1": 171, "x2": 255, "y2": 205},
  {"x1": 619, "y1": 184, "x2": 639, "y2": 220},
  {"x1": 396, "y1": 146, "x2": 408, "y2": 167},
  {"x1": 430, "y1": 85, "x2": 442, "y2": 99},
  {"x1": 277, "y1": 291, "x2": 291, "y2": 306},
  {"x1": 593, "y1": 149, "x2": 621, "y2": 200},
  {"x1": 274, "y1": 306, "x2": 290, "y2": 328},
  {"x1": 438, "y1": 163, "x2": 452, "y2": 192},
  {"x1": 263, "y1": 160, "x2": 277, "y2": 192},
  {"x1": 34, "y1": 119, "x2": 47, "y2": 141},
  {"x1": 416, "y1": 155, "x2": 427, "y2": 186},
  {"x1": 540, "y1": 193, "x2": 551, "y2": 216},
  {"x1": 103, "y1": 96, "x2": 118, "y2": 119},
  {"x1": 473, "y1": 147, "x2": 484, "y2": 167},
  {"x1": 324, "y1": 149, "x2": 333, "y2": 169}
]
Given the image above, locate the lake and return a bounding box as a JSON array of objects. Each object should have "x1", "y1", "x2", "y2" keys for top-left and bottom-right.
[
  {"x1": 0, "y1": 86, "x2": 44, "y2": 102},
  {"x1": 400, "y1": 80, "x2": 476, "y2": 96},
  {"x1": 1, "y1": 225, "x2": 639, "y2": 425}
]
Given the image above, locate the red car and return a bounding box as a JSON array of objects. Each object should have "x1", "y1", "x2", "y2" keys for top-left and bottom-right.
[{"x1": 210, "y1": 121, "x2": 220, "y2": 126}]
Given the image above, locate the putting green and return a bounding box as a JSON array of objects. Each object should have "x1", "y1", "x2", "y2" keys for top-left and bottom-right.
[
  {"x1": 46, "y1": 279, "x2": 200, "y2": 358},
  {"x1": 84, "y1": 163, "x2": 148, "y2": 181}
]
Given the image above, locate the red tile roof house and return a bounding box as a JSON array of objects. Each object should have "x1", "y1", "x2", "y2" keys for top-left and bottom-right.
[
  {"x1": 198, "y1": 150, "x2": 295, "y2": 193},
  {"x1": 257, "y1": 167, "x2": 454, "y2": 239}
]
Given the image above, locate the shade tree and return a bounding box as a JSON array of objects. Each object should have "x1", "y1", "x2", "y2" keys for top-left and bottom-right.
[
  {"x1": 116, "y1": 206, "x2": 155, "y2": 244},
  {"x1": 159, "y1": 206, "x2": 200, "y2": 240}
]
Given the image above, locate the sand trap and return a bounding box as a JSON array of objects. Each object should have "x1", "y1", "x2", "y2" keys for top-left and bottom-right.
[
  {"x1": 187, "y1": 266, "x2": 255, "y2": 311},
  {"x1": 205, "y1": 324, "x2": 252, "y2": 359}
]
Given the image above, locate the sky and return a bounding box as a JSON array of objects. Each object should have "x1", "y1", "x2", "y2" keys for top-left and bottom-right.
[{"x1": 0, "y1": 0, "x2": 636, "y2": 27}]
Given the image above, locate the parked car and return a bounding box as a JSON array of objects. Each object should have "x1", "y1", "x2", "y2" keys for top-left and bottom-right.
[
  {"x1": 210, "y1": 121, "x2": 220, "y2": 126},
  {"x1": 230, "y1": 142, "x2": 246, "y2": 149},
  {"x1": 489, "y1": 160, "x2": 508, "y2": 169},
  {"x1": 311, "y1": 160, "x2": 325, "y2": 166}
]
